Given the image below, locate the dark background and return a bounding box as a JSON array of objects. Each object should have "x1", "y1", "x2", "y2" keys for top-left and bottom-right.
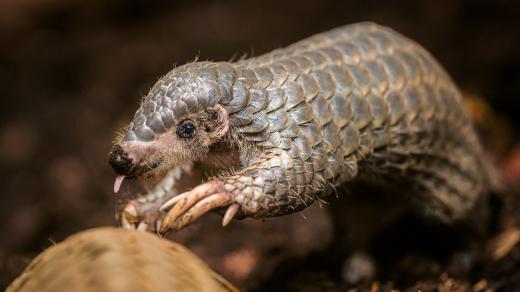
[{"x1": 1, "y1": 0, "x2": 519, "y2": 289}]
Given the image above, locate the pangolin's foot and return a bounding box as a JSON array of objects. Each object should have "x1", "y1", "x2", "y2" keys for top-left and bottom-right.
[
  {"x1": 121, "y1": 199, "x2": 164, "y2": 232},
  {"x1": 159, "y1": 180, "x2": 240, "y2": 233}
]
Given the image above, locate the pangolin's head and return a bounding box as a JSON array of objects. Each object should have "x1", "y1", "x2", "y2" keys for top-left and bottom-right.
[{"x1": 109, "y1": 62, "x2": 235, "y2": 191}]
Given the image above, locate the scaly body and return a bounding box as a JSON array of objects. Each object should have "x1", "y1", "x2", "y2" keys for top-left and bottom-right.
[{"x1": 109, "y1": 22, "x2": 494, "y2": 233}]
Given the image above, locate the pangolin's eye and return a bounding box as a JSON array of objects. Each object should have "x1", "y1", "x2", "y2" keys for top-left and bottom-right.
[{"x1": 176, "y1": 121, "x2": 197, "y2": 139}]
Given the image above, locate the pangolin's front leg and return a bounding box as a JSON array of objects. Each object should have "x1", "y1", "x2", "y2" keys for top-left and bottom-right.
[{"x1": 159, "y1": 151, "x2": 326, "y2": 232}]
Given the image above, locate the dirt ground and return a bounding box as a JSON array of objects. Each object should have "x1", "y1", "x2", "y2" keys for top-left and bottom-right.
[{"x1": 1, "y1": 1, "x2": 520, "y2": 290}]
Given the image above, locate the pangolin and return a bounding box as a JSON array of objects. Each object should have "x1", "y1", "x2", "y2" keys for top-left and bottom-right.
[{"x1": 108, "y1": 22, "x2": 497, "y2": 234}]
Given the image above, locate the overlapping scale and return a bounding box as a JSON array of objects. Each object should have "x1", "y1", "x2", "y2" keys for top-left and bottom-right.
[{"x1": 123, "y1": 22, "x2": 488, "y2": 221}]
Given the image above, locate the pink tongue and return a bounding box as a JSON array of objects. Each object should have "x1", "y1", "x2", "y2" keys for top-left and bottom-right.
[{"x1": 114, "y1": 175, "x2": 125, "y2": 193}]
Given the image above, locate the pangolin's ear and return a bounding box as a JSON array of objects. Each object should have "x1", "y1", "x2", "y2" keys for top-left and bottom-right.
[{"x1": 206, "y1": 104, "x2": 229, "y2": 140}]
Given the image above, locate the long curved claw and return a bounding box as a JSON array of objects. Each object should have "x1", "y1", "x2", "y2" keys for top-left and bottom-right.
[
  {"x1": 222, "y1": 204, "x2": 240, "y2": 227},
  {"x1": 161, "y1": 193, "x2": 232, "y2": 233},
  {"x1": 161, "y1": 182, "x2": 223, "y2": 211},
  {"x1": 159, "y1": 181, "x2": 234, "y2": 233},
  {"x1": 159, "y1": 192, "x2": 189, "y2": 211}
]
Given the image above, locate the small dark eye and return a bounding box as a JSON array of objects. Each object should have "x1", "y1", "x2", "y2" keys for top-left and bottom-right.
[{"x1": 176, "y1": 121, "x2": 197, "y2": 138}]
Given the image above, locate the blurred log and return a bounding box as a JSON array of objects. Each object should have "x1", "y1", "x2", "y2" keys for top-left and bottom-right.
[{"x1": 7, "y1": 227, "x2": 237, "y2": 292}]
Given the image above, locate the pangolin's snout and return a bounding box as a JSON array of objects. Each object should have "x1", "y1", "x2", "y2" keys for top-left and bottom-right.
[{"x1": 109, "y1": 145, "x2": 133, "y2": 175}]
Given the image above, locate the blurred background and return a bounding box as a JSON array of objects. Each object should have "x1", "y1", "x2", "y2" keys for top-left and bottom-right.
[{"x1": 1, "y1": 0, "x2": 519, "y2": 290}]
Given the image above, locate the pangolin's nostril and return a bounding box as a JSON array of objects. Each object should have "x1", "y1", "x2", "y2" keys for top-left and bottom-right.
[{"x1": 109, "y1": 145, "x2": 132, "y2": 174}]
